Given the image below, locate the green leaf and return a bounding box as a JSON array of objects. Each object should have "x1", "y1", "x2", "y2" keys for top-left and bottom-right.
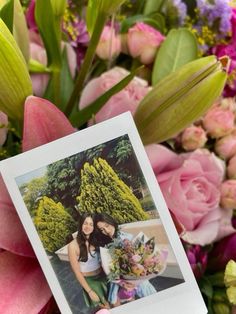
[
  {"x1": 70, "y1": 67, "x2": 143, "y2": 126},
  {"x1": 86, "y1": 0, "x2": 126, "y2": 35},
  {"x1": 200, "y1": 277, "x2": 213, "y2": 299},
  {"x1": 0, "y1": 0, "x2": 14, "y2": 32},
  {"x1": 152, "y1": 28, "x2": 198, "y2": 85},
  {"x1": 35, "y1": 0, "x2": 61, "y2": 68},
  {"x1": 86, "y1": 0, "x2": 100, "y2": 36},
  {"x1": 120, "y1": 14, "x2": 165, "y2": 33},
  {"x1": 59, "y1": 47, "x2": 74, "y2": 111},
  {"x1": 13, "y1": 0, "x2": 29, "y2": 62},
  {"x1": 143, "y1": 0, "x2": 165, "y2": 14}
]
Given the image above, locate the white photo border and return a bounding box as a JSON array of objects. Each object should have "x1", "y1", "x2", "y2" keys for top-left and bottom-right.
[{"x1": 0, "y1": 112, "x2": 207, "y2": 314}]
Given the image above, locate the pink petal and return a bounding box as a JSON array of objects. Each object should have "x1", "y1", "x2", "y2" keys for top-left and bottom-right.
[
  {"x1": 22, "y1": 96, "x2": 75, "y2": 152},
  {"x1": 0, "y1": 176, "x2": 34, "y2": 257},
  {"x1": 145, "y1": 144, "x2": 182, "y2": 175},
  {"x1": 182, "y1": 208, "x2": 221, "y2": 245},
  {"x1": 0, "y1": 251, "x2": 51, "y2": 313},
  {"x1": 215, "y1": 208, "x2": 236, "y2": 241}
]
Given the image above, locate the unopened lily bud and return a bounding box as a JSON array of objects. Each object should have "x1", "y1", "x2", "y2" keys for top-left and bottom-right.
[
  {"x1": 0, "y1": 111, "x2": 8, "y2": 146},
  {"x1": 227, "y1": 155, "x2": 236, "y2": 179},
  {"x1": 181, "y1": 125, "x2": 207, "y2": 151},
  {"x1": 202, "y1": 105, "x2": 235, "y2": 138},
  {"x1": 50, "y1": 0, "x2": 66, "y2": 17},
  {"x1": 127, "y1": 22, "x2": 165, "y2": 64},
  {"x1": 220, "y1": 180, "x2": 236, "y2": 209},
  {"x1": 0, "y1": 19, "x2": 32, "y2": 120},
  {"x1": 215, "y1": 130, "x2": 236, "y2": 160},
  {"x1": 212, "y1": 302, "x2": 231, "y2": 314},
  {"x1": 96, "y1": 25, "x2": 121, "y2": 60}
]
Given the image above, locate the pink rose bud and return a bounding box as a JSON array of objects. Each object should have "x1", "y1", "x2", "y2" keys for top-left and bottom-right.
[
  {"x1": 220, "y1": 180, "x2": 236, "y2": 209},
  {"x1": 181, "y1": 125, "x2": 207, "y2": 151},
  {"x1": 215, "y1": 130, "x2": 236, "y2": 160},
  {"x1": 96, "y1": 25, "x2": 121, "y2": 60},
  {"x1": 0, "y1": 111, "x2": 8, "y2": 146},
  {"x1": 227, "y1": 155, "x2": 236, "y2": 179},
  {"x1": 127, "y1": 22, "x2": 165, "y2": 64},
  {"x1": 221, "y1": 97, "x2": 236, "y2": 112},
  {"x1": 202, "y1": 105, "x2": 235, "y2": 138}
]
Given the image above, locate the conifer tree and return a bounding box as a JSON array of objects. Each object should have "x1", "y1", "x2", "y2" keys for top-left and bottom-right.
[
  {"x1": 77, "y1": 158, "x2": 148, "y2": 223},
  {"x1": 34, "y1": 196, "x2": 77, "y2": 253}
]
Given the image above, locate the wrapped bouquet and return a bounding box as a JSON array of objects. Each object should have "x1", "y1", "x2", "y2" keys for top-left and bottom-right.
[{"x1": 100, "y1": 232, "x2": 168, "y2": 283}]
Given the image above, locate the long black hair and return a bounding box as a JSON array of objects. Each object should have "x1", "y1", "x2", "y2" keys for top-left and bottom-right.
[
  {"x1": 94, "y1": 213, "x2": 119, "y2": 247},
  {"x1": 76, "y1": 213, "x2": 98, "y2": 262}
]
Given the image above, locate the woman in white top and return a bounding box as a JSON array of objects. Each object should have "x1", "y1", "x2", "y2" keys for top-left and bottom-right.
[{"x1": 68, "y1": 213, "x2": 109, "y2": 309}]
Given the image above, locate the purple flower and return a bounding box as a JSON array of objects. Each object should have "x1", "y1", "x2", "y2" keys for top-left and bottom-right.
[
  {"x1": 185, "y1": 244, "x2": 208, "y2": 280},
  {"x1": 208, "y1": 233, "x2": 236, "y2": 272}
]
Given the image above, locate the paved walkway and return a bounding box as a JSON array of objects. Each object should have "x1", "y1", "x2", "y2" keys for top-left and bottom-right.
[{"x1": 50, "y1": 255, "x2": 184, "y2": 314}]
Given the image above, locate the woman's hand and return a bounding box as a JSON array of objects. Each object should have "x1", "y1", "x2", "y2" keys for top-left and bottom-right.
[{"x1": 88, "y1": 290, "x2": 100, "y2": 303}]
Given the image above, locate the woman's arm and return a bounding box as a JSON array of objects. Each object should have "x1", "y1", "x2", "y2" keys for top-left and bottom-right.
[{"x1": 68, "y1": 241, "x2": 100, "y2": 302}]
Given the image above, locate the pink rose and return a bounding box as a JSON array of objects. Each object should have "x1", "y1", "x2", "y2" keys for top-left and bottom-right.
[
  {"x1": 228, "y1": 154, "x2": 236, "y2": 179},
  {"x1": 79, "y1": 66, "x2": 150, "y2": 124},
  {"x1": 181, "y1": 125, "x2": 207, "y2": 151},
  {"x1": 215, "y1": 130, "x2": 236, "y2": 160},
  {"x1": 146, "y1": 145, "x2": 230, "y2": 245},
  {"x1": 0, "y1": 112, "x2": 8, "y2": 146},
  {"x1": 96, "y1": 25, "x2": 121, "y2": 60},
  {"x1": 202, "y1": 105, "x2": 235, "y2": 138},
  {"x1": 127, "y1": 22, "x2": 165, "y2": 64},
  {"x1": 220, "y1": 180, "x2": 236, "y2": 209}
]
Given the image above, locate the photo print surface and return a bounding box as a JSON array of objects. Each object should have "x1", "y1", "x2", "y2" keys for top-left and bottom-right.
[{"x1": 0, "y1": 113, "x2": 207, "y2": 314}]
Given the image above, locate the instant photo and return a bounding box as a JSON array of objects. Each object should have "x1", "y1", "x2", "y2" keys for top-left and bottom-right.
[{"x1": 0, "y1": 112, "x2": 207, "y2": 314}]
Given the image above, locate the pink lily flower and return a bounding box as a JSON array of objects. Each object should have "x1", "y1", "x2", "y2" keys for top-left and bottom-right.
[{"x1": 0, "y1": 96, "x2": 75, "y2": 313}]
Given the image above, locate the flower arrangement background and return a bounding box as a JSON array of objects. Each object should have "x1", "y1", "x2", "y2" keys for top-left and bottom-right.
[{"x1": 0, "y1": 0, "x2": 236, "y2": 313}]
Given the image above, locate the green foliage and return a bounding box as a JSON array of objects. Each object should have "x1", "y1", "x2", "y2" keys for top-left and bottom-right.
[
  {"x1": 22, "y1": 176, "x2": 48, "y2": 217},
  {"x1": 77, "y1": 157, "x2": 148, "y2": 224},
  {"x1": 46, "y1": 155, "x2": 82, "y2": 208},
  {"x1": 152, "y1": 28, "x2": 198, "y2": 85},
  {"x1": 34, "y1": 196, "x2": 76, "y2": 253}
]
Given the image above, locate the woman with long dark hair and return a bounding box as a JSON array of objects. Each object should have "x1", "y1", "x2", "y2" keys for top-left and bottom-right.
[
  {"x1": 68, "y1": 213, "x2": 109, "y2": 309},
  {"x1": 95, "y1": 213, "x2": 156, "y2": 307}
]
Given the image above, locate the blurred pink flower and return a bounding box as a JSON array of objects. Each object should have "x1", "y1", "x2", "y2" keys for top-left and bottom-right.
[
  {"x1": 23, "y1": 96, "x2": 75, "y2": 151},
  {"x1": 79, "y1": 66, "x2": 150, "y2": 124},
  {"x1": 29, "y1": 32, "x2": 77, "y2": 96},
  {"x1": 0, "y1": 251, "x2": 51, "y2": 313},
  {"x1": 127, "y1": 22, "x2": 165, "y2": 64},
  {"x1": 0, "y1": 96, "x2": 75, "y2": 313},
  {"x1": 227, "y1": 154, "x2": 236, "y2": 179},
  {"x1": 220, "y1": 180, "x2": 236, "y2": 209},
  {"x1": 0, "y1": 112, "x2": 8, "y2": 146},
  {"x1": 181, "y1": 125, "x2": 207, "y2": 151},
  {"x1": 215, "y1": 130, "x2": 236, "y2": 160},
  {"x1": 96, "y1": 25, "x2": 121, "y2": 60},
  {"x1": 145, "y1": 144, "x2": 235, "y2": 245},
  {"x1": 202, "y1": 105, "x2": 235, "y2": 138}
]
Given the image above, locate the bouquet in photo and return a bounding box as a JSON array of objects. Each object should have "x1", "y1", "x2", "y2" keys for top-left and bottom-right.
[
  {"x1": 0, "y1": 0, "x2": 236, "y2": 313},
  {"x1": 101, "y1": 232, "x2": 168, "y2": 283}
]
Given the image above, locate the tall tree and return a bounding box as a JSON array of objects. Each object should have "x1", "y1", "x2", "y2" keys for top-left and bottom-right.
[
  {"x1": 34, "y1": 196, "x2": 77, "y2": 253},
  {"x1": 21, "y1": 176, "x2": 47, "y2": 218},
  {"x1": 77, "y1": 158, "x2": 148, "y2": 224}
]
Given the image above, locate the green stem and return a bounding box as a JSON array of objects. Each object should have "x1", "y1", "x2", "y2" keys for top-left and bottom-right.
[
  {"x1": 65, "y1": 12, "x2": 107, "y2": 117},
  {"x1": 52, "y1": 69, "x2": 61, "y2": 106}
]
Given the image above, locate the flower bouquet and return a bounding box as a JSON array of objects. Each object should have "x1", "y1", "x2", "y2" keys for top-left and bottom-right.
[
  {"x1": 100, "y1": 232, "x2": 168, "y2": 284},
  {"x1": 0, "y1": 0, "x2": 236, "y2": 313}
]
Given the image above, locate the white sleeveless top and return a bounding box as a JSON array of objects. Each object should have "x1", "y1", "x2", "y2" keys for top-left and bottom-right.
[{"x1": 79, "y1": 251, "x2": 100, "y2": 272}]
